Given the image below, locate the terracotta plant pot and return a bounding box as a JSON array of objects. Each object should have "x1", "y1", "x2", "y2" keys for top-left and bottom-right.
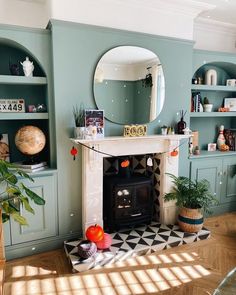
[{"x1": 178, "y1": 207, "x2": 203, "y2": 233}]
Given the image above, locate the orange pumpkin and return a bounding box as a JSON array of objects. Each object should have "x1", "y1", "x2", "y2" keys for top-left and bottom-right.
[
  {"x1": 171, "y1": 150, "x2": 178, "y2": 157},
  {"x1": 85, "y1": 224, "x2": 104, "y2": 242},
  {"x1": 121, "y1": 159, "x2": 130, "y2": 168},
  {"x1": 220, "y1": 144, "x2": 229, "y2": 152}
]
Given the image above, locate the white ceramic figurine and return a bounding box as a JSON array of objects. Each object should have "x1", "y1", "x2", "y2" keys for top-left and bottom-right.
[{"x1": 21, "y1": 56, "x2": 34, "y2": 77}]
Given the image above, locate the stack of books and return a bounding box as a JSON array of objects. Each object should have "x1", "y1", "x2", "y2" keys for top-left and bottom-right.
[
  {"x1": 13, "y1": 161, "x2": 47, "y2": 173},
  {"x1": 191, "y1": 92, "x2": 203, "y2": 112}
]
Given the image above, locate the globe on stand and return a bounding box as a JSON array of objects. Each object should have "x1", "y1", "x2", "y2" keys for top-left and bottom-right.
[{"x1": 15, "y1": 125, "x2": 46, "y2": 164}]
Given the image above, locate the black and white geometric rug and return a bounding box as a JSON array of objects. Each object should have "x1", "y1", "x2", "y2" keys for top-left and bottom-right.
[{"x1": 64, "y1": 222, "x2": 211, "y2": 273}]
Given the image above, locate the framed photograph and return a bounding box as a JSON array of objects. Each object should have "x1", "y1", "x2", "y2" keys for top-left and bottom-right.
[
  {"x1": 85, "y1": 109, "x2": 104, "y2": 138},
  {"x1": 224, "y1": 98, "x2": 236, "y2": 111},
  {"x1": 0, "y1": 133, "x2": 10, "y2": 161},
  {"x1": 208, "y1": 143, "x2": 216, "y2": 152}
]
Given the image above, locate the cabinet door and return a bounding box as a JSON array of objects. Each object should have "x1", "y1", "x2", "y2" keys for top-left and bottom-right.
[
  {"x1": 191, "y1": 158, "x2": 222, "y2": 204},
  {"x1": 221, "y1": 158, "x2": 236, "y2": 203},
  {"x1": 10, "y1": 173, "x2": 57, "y2": 244}
]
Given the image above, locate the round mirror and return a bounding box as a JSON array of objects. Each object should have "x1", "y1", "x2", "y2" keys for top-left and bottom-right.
[{"x1": 93, "y1": 46, "x2": 165, "y2": 125}]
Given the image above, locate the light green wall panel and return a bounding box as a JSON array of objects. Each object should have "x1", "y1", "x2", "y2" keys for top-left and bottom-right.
[{"x1": 50, "y1": 20, "x2": 193, "y2": 235}]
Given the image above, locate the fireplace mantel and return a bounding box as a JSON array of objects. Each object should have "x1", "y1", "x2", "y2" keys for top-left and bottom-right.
[{"x1": 72, "y1": 135, "x2": 189, "y2": 235}]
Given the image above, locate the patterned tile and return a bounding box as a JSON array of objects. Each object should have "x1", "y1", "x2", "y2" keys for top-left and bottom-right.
[{"x1": 64, "y1": 222, "x2": 211, "y2": 273}]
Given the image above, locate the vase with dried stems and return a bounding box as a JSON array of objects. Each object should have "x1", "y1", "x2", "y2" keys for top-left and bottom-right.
[{"x1": 0, "y1": 160, "x2": 45, "y2": 261}]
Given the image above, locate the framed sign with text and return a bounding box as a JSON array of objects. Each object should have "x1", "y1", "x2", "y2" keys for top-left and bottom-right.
[{"x1": 0, "y1": 99, "x2": 25, "y2": 112}]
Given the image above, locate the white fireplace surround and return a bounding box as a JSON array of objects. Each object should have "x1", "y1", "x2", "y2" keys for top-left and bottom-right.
[{"x1": 72, "y1": 135, "x2": 189, "y2": 235}]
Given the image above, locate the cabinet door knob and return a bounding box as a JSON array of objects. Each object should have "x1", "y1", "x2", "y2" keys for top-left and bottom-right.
[
  {"x1": 218, "y1": 171, "x2": 223, "y2": 176},
  {"x1": 223, "y1": 171, "x2": 227, "y2": 176},
  {"x1": 219, "y1": 181, "x2": 222, "y2": 185},
  {"x1": 213, "y1": 193, "x2": 216, "y2": 196}
]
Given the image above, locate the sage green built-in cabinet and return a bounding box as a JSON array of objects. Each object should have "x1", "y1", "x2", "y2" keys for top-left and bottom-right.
[
  {"x1": 191, "y1": 156, "x2": 236, "y2": 215},
  {"x1": 4, "y1": 172, "x2": 58, "y2": 259},
  {"x1": 190, "y1": 50, "x2": 236, "y2": 215},
  {"x1": 0, "y1": 24, "x2": 60, "y2": 260}
]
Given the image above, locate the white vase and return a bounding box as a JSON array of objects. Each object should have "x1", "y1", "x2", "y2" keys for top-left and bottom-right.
[{"x1": 74, "y1": 127, "x2": 86, "y2": 139}]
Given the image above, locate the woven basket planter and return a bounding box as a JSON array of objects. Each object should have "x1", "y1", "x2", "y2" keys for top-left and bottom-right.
[{"x1": 178, "y1": 207, "x2": 203, "y2": 233}]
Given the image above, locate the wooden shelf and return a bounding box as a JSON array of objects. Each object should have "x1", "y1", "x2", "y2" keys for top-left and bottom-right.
[
  {"x1": 191, "y1": 84, "x2": 236, "y2": 92},
  {"x1": 190, "y1": 112, "x2": 236, "y2": 118},
  {"x1": 0, "y1": 112, "x2": 49, "y2": 120},
  {"x1": 0, "y1": 75, "x2": 47, "y2": 85}
]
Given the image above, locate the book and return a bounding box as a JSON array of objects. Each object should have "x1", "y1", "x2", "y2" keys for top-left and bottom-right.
[
  {"x1": 12, "y1": 161, "x2": 47, "y2": 169},
  {"x1": 0, "y1": 133, "x2": 10, "y2": 161},
  {"x1": 17, "y1": 166, "x2": 48, "y2": 173}
]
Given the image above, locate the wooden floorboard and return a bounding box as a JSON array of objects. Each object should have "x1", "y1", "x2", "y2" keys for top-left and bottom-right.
[{"x1": 3, "y1": 212, "x2": 236, "y2": 295}]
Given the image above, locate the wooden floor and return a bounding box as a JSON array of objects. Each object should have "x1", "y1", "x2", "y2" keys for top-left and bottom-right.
[{"x1": 3, "y1": 212, "x2": 236, "y2": 295}]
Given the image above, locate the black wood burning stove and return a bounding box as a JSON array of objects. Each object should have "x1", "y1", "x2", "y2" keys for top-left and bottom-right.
[{"x1": 103, "y1": 174, "x2": 153, "y2": 231}]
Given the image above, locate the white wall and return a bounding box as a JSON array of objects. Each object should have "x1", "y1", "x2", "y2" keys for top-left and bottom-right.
[
  {"x1": 0, "y1": 0, "x2": 236, "y2": 53},
  {"x1": 0, "y1": 0, "x2": 49, "y2": 28},
  {"x1": 193, "y1": 18, "x2": 236, "y2": 53}
]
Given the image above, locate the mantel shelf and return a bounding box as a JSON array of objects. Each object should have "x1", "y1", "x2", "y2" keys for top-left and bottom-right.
[
  {"x1": 0, "y1": 75, "x2": 47, "y2": 85},
  {"x1": 71, "y1": 134, "x2": 190, "y2": 145},
  {"x1": 0, "y1": 112, "x2": 49, "y2": 120}
]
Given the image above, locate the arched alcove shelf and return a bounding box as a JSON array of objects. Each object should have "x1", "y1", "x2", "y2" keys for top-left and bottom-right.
[
  {"x1": 190, "y1": 60, "x2": 236, "y2": 155},
  {"x1": 0, "y1": 38, "x2": 50, "y2": 165}
]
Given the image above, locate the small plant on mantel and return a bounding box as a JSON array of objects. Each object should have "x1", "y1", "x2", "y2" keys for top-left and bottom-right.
[
  {"x1": 73, "y1": 103, "x2": 85, "y2": 127},
  {"x1": 73, "y1": 103, "x2": 86, "y2": 138},
  {"x1": 164, "y1": 173, "x2": 218, "y2": 233},
  {"x1": 0, "y1": 159, "x2": 45, "y2": 225}
]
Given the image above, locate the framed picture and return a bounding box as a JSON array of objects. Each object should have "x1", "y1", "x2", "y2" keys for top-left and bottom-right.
[
  {"x1": 85, "y1": 109, "x2": 104, "y2": 138},
  {"x1": 224, "y1": 98, "x2": 236, "y2": 111},
  {"x1": 208, "y1": 143, "x2": 216, "y2": 152},
  {"x1": 0, "y1": 133, "x2": 10, "y2": 161}
]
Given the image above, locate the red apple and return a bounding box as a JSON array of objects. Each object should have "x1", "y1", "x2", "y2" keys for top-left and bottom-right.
[{"x1": 85, "y1": 224, "x2": 104, "y2": 242}]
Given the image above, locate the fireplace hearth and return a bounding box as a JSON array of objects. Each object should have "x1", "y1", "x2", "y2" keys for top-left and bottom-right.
[{"x1": 103, "y1": 174, "x2": 154, "y2": 231}]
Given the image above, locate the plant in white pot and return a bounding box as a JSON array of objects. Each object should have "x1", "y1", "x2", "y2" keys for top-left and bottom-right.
[
  {"x1": 203, "y1": 97, "x2": 213, "y2": 112},
  {"x1": 164, "y1": 173, "x2": 218, "y2": 233},
  {"x1": 73, "y1": 104, "x2": 85, "y2": 139},
  {"x1": 0, "y1": 159, "x2": 45, "y2": 260}
]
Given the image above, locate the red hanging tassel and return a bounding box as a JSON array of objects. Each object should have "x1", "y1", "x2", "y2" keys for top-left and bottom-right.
[{"x1": 70, "y1": 146, "x2": 78, "y2": 160}]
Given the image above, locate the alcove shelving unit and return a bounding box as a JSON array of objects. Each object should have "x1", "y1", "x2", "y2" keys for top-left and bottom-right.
[
  {"x1": 189, "y1": 53, "x2": 236, "y2": 216},
  {"x1": 0, "y1": 37, "x2": 58, "y2": 260}
]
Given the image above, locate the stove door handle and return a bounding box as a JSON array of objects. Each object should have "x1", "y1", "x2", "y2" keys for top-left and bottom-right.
[{"x1": 131, "y1": 213, "x2": 142, "y2": 217}]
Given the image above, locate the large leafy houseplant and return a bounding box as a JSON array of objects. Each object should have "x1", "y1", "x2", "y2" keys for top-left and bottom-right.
[
  {"x1": 164, "y1": 173, "x2": 218, "y2": 233},
  {"x1": 0, "y1": 159, "x2": 45, "y2": 225}
]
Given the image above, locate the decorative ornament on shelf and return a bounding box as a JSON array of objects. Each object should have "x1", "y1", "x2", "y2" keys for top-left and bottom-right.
[
  {"x1": 20, "y1": 57, "x2": 34, "y2": 77},
  {"x1": 217, "y1": 125, "x2": 226, "y2": 150},
  {"x1": 205, "y1": 69, "x2": 217, "y2": 86},
  {"x1": 170, "y1": 149, "x2": 178, "y2": 157},
  {"x1": 177, "y1": 110, "x2": 186, "y2": 134},
  {"x1": 123, "y1": 124, "x2": 147, "y2": 137},
  {"x1": 15, "y1": 125, "x2": 46, "y2": 164}
]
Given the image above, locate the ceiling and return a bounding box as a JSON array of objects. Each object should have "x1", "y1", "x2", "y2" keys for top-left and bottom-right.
[{"x1": 194, "y1": 0, "x2": 236, "y2": 26}]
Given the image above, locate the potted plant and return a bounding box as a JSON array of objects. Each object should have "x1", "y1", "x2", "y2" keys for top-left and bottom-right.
[
  {"x1": 0, "y1": 159, "x2": 45, "y2": 260},
  {"x1": 164, "y1": 173, "x2": 218, "y2": 233},
  {"x1": 73, "y1": 103, "x2": 85, "y2": 139},
  {"x1": 203, "y1": 97, "x2": 213, "y2": 112}
]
